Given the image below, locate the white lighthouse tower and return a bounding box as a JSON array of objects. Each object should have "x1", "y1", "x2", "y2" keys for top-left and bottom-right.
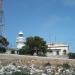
[{"x1": 16, "y1": 31, "x2": 25, "y2": 49}]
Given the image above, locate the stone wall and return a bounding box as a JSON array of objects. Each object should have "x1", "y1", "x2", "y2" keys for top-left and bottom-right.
[{"x1": 0, "y1": 54, "x2": 75, "y2": 66}]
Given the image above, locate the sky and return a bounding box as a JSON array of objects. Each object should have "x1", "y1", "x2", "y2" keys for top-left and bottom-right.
[{"x1": 3, "y1": 0, "x2": 75, "y2": 52}]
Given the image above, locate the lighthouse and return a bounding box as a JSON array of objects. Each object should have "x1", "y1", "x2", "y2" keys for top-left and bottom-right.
[{"x1": 16, "y1": 31, "x2": 25, "y2": 49}]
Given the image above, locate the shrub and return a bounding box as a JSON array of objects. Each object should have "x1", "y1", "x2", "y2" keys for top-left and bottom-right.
[{"x1": 62, "y1": 63, "x2": 70, "y2": 69}]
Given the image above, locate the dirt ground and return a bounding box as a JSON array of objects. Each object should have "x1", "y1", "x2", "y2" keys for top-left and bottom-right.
[{"x1": 0, "y1": 54, "x2": 75, "y2": 66}]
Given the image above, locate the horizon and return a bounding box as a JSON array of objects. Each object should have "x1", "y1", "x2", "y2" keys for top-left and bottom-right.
[{"x1": 3, "y1": 0, "x2": 75, "y2": 52}]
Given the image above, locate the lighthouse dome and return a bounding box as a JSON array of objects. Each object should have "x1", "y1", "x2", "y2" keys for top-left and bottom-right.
[
  {"x1": 16, "y1": 31, "x2": 25, "y2": 43},
  {"x1": 18, "y1": 31, "x2": 24, "y2": 37}
]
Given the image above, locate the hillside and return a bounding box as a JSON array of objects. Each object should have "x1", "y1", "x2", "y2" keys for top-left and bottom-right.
[{"x1": 0, "y1": 54, "x2": 74, "y2": 66}]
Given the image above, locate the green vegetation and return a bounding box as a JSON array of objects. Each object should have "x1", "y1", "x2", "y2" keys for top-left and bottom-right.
[
  {"x1": 62, "y1": 63, "x2": 70, "y2": 69},
  {"x1": 19, "y1": 36, "x2": 47, "y2": 56},
  {"x1": 68, "y1": 53, "x2": 75, "y2": 59},
  {"x1": 0, "y1": 47, "x2": 6, "y2": 53},
  {"x1": 0, "y1": 35, "x2": 9, "y2": 53},
  {"x1": 11, "y1": 71, "x2": 30, "y2": 75}
]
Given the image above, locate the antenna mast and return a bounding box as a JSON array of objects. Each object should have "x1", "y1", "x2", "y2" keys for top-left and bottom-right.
[{"x1": 0, "y1": 0, "x2": 5, "y2": 36}]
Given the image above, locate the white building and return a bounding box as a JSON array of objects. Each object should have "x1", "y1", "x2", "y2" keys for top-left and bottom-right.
[
  {"x1": 16, "y1": 31, "x2": 25, "y2": 49},
  {"x1": 6, "y1": 32, "x2": 26, "y2": 54},
  {"x1": 46, "y1": 43, "x2": 69, "y2": 58},
  {"x1": 5, "y1": 31, "x2": 69, "y2": 58}
]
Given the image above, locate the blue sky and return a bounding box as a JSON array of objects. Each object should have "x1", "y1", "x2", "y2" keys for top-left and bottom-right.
[{"x1": 4, "y1": 0, "x2": 75, "y2": 52}]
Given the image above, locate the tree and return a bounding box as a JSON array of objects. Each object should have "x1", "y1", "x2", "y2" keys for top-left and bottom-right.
[
  {"x1": 0, "y1": 35, "x2": 9, "y2": 47},
  {"x1": 68, "y1": 53, "x2": 75, "y2": 59},
  {"x1": 19, "y1": 36, "x2": 47, "y2": 56},
  {"x1": 19, "y1": 45, "x2": 32, "y2": 55},
  {"x1": 0, "y1": 35, "x2": 9, "y2": 53}
]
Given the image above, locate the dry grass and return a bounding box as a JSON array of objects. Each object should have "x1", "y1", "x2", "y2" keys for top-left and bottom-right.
[{"x1": 0, "y1": 54, "x2": 75, "y2": 66}]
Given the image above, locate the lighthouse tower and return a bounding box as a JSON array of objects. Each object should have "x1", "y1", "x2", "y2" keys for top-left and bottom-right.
[{"x1": 16, "y1": 31, "x2": 25, "y2": 49}]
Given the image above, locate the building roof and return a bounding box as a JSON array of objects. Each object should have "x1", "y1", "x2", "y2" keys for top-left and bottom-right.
[{"x1": 47, "y1": 43, "x2": 69, "y2": 47}]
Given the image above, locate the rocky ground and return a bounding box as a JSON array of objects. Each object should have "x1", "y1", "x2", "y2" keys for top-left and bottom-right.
[
  {"x1": 0, "y1": 54, "x2": 75, "y2": 75},
  {"x1": 0, "y1": 62, "x2": 74, "y2": 75}
]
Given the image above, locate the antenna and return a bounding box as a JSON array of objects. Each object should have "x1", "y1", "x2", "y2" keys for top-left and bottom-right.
[
  {"x1": 49, "y1": 33, "x2": 52, "y2": 44},
  {"x1": 55, "y1": 35, "x2": 56, "y2": 43},
  {"x1": 0, "y1": 0, "x2": 5, "y2": 36}
]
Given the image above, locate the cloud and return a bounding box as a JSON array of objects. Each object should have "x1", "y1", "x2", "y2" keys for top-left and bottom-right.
[{"x1": 63, "y1": 0, "x2": 75, "y2": 6}]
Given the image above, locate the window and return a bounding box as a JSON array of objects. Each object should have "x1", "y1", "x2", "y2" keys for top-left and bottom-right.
[
  {"x1": 63, "y1": 50, "x2": 66, "y2": 55},
  {"x1": 11, "y1": 50, "x2": 15, "y2": 54},
  {"x1": 49, "y1": 50, "x2": 53, "y2": 53},
  {"x1": 56, "y1": 51, "x2": 59, "y2": 55}
]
